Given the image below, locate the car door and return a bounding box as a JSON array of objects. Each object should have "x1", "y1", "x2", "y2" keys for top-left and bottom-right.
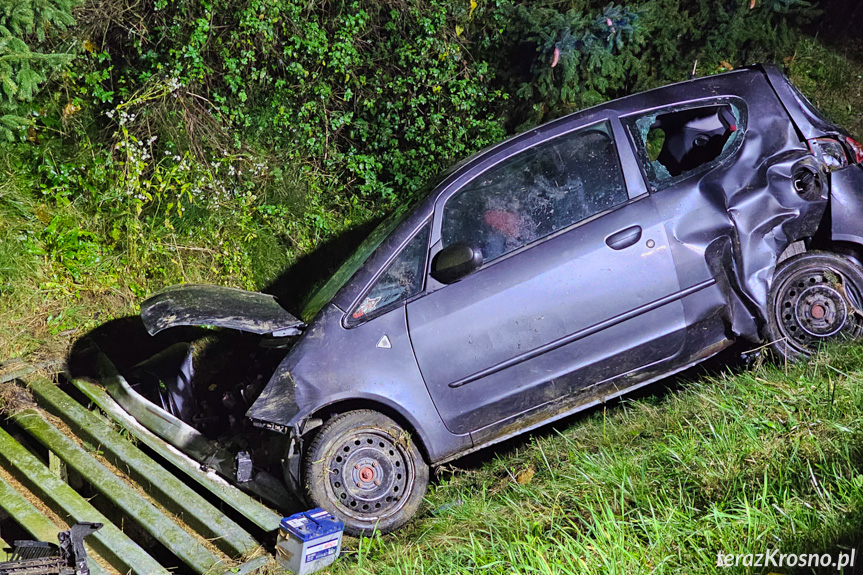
[
  {"x1": 406, "y1": 119, "x2": 687, "y2": 436},
  {"x1": 621, "y1": 98, "x2": 761, "y2": 338}
]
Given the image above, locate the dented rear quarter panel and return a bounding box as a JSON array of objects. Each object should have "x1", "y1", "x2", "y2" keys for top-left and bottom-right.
[{"x1": 616, "y1": 67, "x2": 828, "y2": 328}]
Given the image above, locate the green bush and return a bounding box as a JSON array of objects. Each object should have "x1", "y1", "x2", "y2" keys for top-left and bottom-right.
[
  {"x1": 61, "y1": 0, "x2": 815, "y2": 212},
  {"x1": 485, "y1": 0, "x2": 816, "y2": 125},
  {"x1": 73, "y1": 0, "x2": 508, "y2": 210}
]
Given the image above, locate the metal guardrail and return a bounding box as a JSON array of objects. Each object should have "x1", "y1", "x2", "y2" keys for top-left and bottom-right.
[
  {"x1": 0, "y1": 369, "x2": 280, "y2": 575},
  {"x1": 27, "y1": 377, "x2": 260, "y2": 558},
  {"x1": 73, "y1": 379, "x2": 283, "y2": 533}
]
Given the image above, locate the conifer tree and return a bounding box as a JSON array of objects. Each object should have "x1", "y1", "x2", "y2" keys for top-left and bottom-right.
[
  {"x1": 0, "y1": 0, "x2": 76, "y2": 138},
  {"x1": 496, "y1": 0, "x2": 814, "y2": 126}
]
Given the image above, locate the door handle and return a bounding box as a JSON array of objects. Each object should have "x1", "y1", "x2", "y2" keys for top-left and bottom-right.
[{"x1": 605, "y1": 225, "x2": 642, "y2": 250}]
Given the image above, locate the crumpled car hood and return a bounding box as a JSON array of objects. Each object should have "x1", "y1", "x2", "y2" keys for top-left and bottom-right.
[{"x1": 140, "y1": 284, "x2": 304, "y2": 337}]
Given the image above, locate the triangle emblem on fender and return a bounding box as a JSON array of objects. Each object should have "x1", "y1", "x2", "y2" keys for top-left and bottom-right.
[{"x1": 376, "y1": 334, "x2": 392, "y2": 349}]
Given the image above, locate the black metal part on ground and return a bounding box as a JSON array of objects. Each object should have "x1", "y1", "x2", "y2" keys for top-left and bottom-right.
[
  {"x1": 0, "y1": 474, "x2": 103, "y2": 573},
  {"x1": 0, "y1": 425, "x2": 167, "y2": 575},
  {"x1": 59, "y1": 523, "x2": 102, "y2": 575},
  {"x1": 0, "y1": 522, "x2": 101, "y2": 575}
]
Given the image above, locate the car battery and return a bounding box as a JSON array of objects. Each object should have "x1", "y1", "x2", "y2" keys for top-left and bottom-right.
[{"x1": 275, "y1": 509, "x2": 344, "y2": 575}]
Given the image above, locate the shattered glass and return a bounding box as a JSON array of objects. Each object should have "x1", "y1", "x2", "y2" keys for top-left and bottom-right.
[
  {"x1": 628, "y1": 101, "x2": 746, "y2": 188},
  {"x1": 442, "y1": 121, "x2": 628, "y2": 263},
  {"x1": 349, "y1": 222, "x2": 431, "y2": 324}
]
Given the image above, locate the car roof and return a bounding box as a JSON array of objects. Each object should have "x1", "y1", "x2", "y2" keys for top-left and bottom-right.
[
  {"x1": 442, "y1": 66, "x2": 769, "y2": 190},
  {"x1": 328, "y1": 65, "x2": 775, "y2": 315}
]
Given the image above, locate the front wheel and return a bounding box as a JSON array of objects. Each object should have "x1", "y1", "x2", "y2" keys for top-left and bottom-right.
[
  {"x1": 765, "y1": 251, "x2": 863, "y2": 361},
  {"x1": 303, "y1": 410, "x2": 428, "y2": 536}
]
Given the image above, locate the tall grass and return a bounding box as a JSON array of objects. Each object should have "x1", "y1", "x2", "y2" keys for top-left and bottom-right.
[
  {"x1": 787, "y1": 37, "x2": 863, "y2": 138},
  {"x1": 329, "y1": 346, "x2": 863, "y2": 574},
  {"x1": 0, "y1": 157, "x2": 45, "y2": 359}
]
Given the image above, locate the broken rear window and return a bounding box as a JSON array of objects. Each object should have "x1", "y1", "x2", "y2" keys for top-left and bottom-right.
[{"x1": 626, "y1": 100, "x2": 746, "y2": 190}]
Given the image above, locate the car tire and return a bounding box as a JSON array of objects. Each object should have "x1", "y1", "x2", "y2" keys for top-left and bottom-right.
[
  {"x1": 765, "y1": 250, "x2": 863, "y2": 361},
  {"x1": 302, "y1": 409, "x2": 428, "y2": 536}
]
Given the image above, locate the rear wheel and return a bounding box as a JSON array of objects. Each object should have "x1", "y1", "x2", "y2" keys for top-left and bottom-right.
[
  {"x1": 765, "y1": 251, "x2": 863, "y2": 361},
  {"x1": 303, "y1": 410, "x2": 428, "y2": 536}
]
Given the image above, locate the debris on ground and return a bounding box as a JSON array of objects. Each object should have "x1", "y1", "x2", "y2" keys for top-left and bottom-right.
[{"x1": 0, "y1": 522, "x2": 102, "y2": 575}]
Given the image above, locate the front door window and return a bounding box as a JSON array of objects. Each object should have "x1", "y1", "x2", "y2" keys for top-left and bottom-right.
[{"x1": 441, "y1": 121, "x2": 628, "y2": 264}]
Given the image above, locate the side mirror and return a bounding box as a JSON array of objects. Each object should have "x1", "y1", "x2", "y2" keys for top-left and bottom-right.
[{"x1": 431, "y1": 243, "x2": 483, "y2": 284}]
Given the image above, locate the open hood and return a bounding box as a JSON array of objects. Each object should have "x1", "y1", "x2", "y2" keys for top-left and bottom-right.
[{"x1": 141, "y1": 284, "x2": 304, "y2": 337}]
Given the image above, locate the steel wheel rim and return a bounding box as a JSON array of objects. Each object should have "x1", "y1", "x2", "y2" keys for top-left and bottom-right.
[
  {"x1": 774, "y1": 265, "x2": 863, "y2": 354},
  {"x1": 325, "y1": 429, "x2": 414, "y2": 522}
]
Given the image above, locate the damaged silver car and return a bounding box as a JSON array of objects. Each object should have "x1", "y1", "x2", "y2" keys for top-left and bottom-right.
[{"x1": 139, "y1": 64, "x2": 863, "y2": 534}]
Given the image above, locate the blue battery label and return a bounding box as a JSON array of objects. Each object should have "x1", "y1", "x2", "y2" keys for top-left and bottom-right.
[
  {"x1": 305, "y1": 547, "x2": 337, "y2": 563},
  {"x1": 304, "y1": 538, "x2": 339, "y2": 563}
]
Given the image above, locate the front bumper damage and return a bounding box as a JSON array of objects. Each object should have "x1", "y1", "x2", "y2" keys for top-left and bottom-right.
[
  {"x1": 84, "y1": 338, "x2": 297, "y2": 510},
  {"x1": 134, "y1": 284, "x2": 312, "y2": 501}
]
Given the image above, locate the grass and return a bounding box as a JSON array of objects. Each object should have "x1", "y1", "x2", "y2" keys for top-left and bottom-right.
[
  {"x1": 0, "y1": 161, "x2": 138, "y2": 361},
  {"x1": 0, "y1": 149, "x2": 315, "y2": 361},
  {"x1": 786, "y1": 37, "x2": 863, "y2": 138},
  {"x1": 323, "y1": 346, "x2": 863, "y2": 574}
]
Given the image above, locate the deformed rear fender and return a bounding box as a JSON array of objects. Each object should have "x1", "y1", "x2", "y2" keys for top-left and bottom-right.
[
  {"x1": 141, "y1": 284, "x2": 304, "y2": 337},
  {"x1": 762, "y1": 63, "x2": 845, "y2": 141},
  {"x1": 663, "y1": 147, "x2": 829, "y2": 342},
  {"x1": 724, "y1": 151, "x2": 828, "y2": 316}
]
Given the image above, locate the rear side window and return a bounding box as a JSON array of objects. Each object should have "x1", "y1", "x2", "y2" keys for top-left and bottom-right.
[
  {"x1": 626, "y1": 101, "x2": 746, "y2": 190},
  {"x1": 442, "y1": 121, "x2": 628, "y2": 264},
  {"x1": 348, "y1": 222, "x2": 431, "y2": 325}
]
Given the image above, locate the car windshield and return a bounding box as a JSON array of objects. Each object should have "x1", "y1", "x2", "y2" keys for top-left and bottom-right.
[
  {"x1": 299, "y1": 201, "x2": 417, "y2": 321},
  {"x1": 299, "y1": 146, "x2": 498, "y2": 322}
]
